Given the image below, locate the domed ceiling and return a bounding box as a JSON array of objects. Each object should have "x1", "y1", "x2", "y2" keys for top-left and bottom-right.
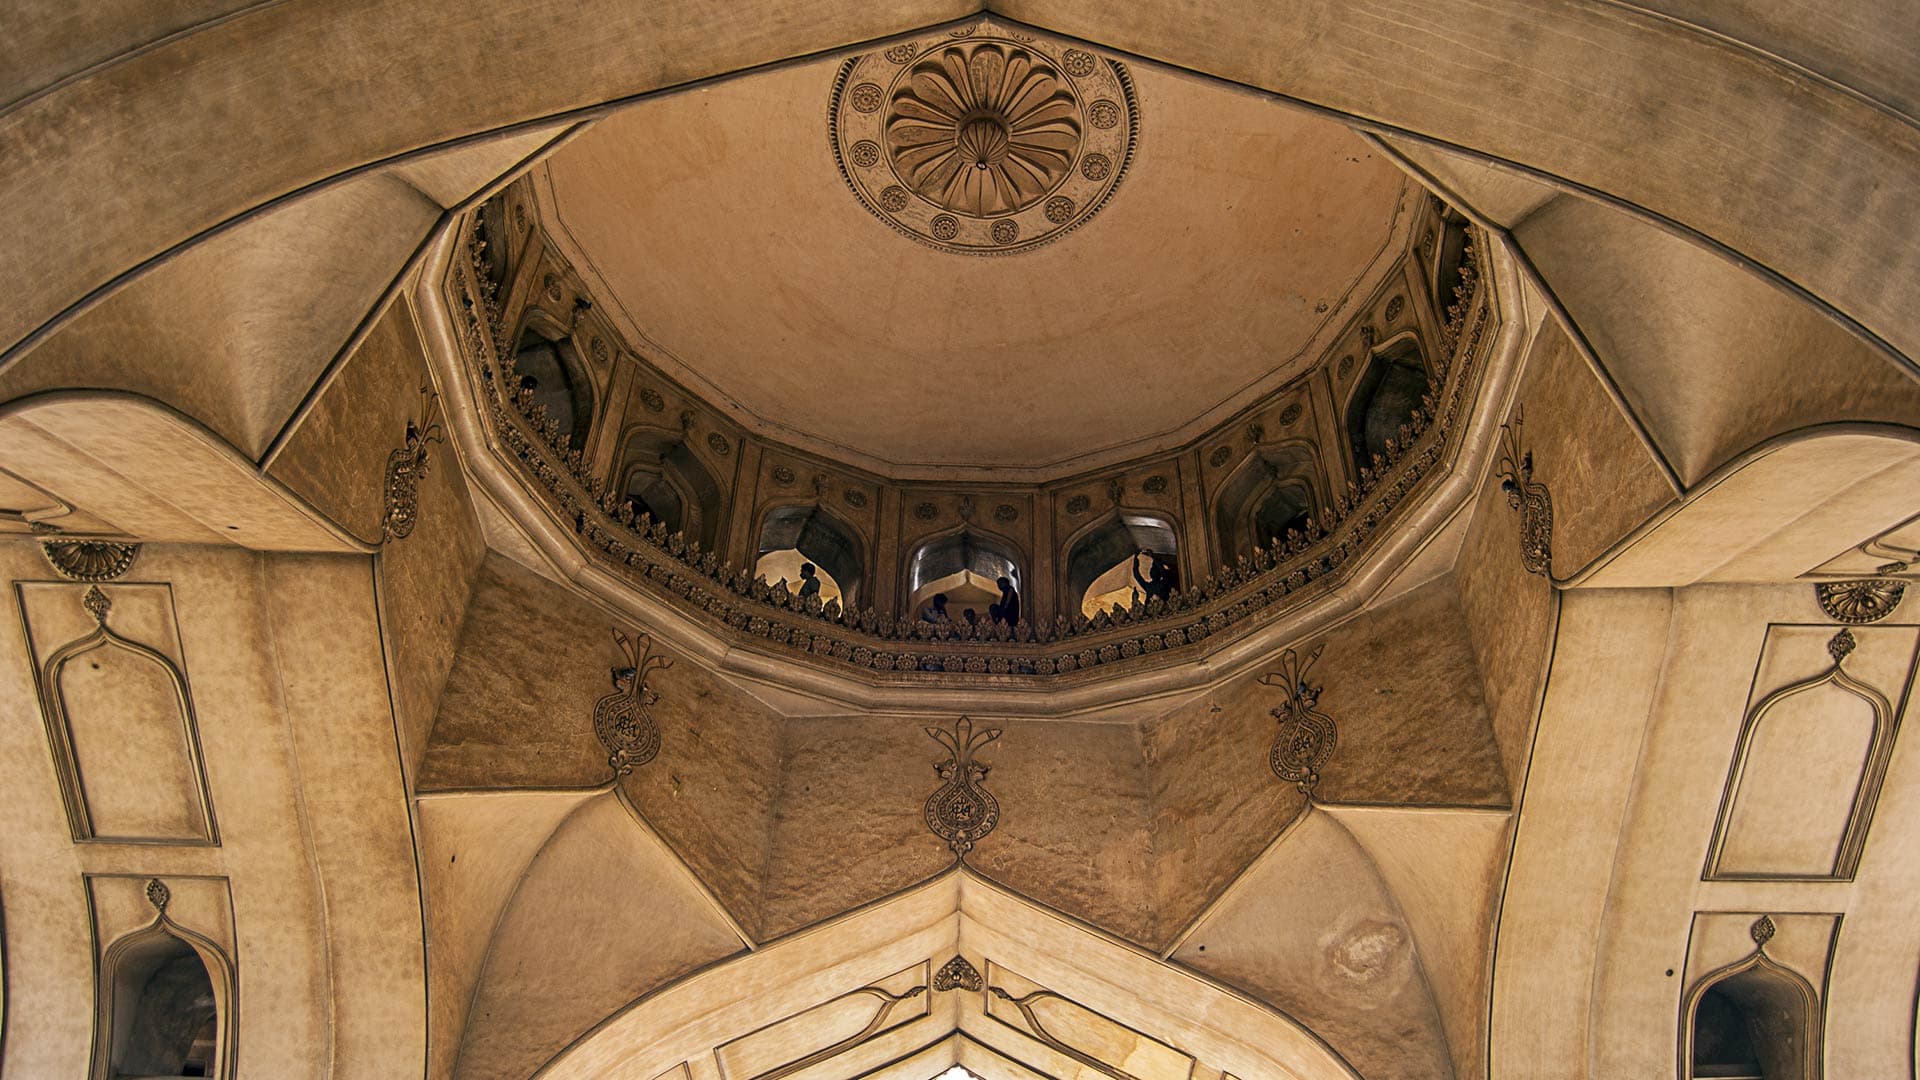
[{"x1": 538, "y1": 21, "x2": 1412, "y2": 477}]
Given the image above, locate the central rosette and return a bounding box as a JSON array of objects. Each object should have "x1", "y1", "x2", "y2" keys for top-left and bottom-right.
[{"x1": 885, "y1": 43, "x2": 1082, "y2": 217}]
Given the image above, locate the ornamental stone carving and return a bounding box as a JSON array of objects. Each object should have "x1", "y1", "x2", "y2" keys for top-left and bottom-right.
[
  {"x1": 593, "y1": 628, "x2": 673, "y2": 777},
  {"x1": 41, "y1": 540, "x2": 140, "y2": 581},
  {"x1": 831, "y1": 20, "x2": 1137, "y2": 254},
  {"x1": 1816, "y1": 576, "x2": 1906, "y2": 623},
  {"x1": 924, "y1": 716, "x2": 1002, "y2": 857},
  {"x1": 382, "y1": 389, "x2": 443, "y2": 542},
  {"x1": 1494, "y1": 407, "x2": 1553, "y2": 577},
  {"x1": 934, "y1": 955, "x2": 983, "y2": 991},
  {"x1": 1258, "y1": 643, "x2": 1335, "y2": 795}
]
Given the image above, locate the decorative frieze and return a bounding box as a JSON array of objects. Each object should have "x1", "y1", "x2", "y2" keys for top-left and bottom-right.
[{"x1": 447, "y1": 218, "x2": 1492, "y2": 683}]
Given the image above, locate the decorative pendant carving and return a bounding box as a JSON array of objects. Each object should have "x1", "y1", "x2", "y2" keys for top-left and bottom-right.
[
  {"x1": 831, "y1": 20, "x2": 1137, "y2": 254},
  {"x1": 1257, "y1": 643, "x2": 1335, "y2": 795},
  {"x1": 924, "y1": 716, "x2": 1003, "y2": 856},
  {"x1": 1815, "y1": 577, "x2": 1906, "y2": 624},
  {"x1": 1750, "y1": 914, "x2": 1777, "y2": 949},
  {"x1": 593, "y1": 628, "x2": 674, "y2": 776},
  {"x1": 381, "y1": 388, "x2": 444, "y2": 542},
  {"x1": 933, "y1": 955, "x2": 983, "y2": 992},
  {"x1": 41, "y1": 540, "x2": 140, "y2": 581},
  {"x1": 145, "y1": 878, "x2": 171, "y2": 914},
  {"x1": 1494, "y1": 407, "x2": 1553, "y2": 576}
]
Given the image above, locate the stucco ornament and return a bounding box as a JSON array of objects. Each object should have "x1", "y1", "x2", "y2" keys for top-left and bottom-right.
[
  {"x1": 593, "y1": 628, "x2": 673, "y2": 776},
  {"x1": 41, "y1": 540, "x2": 140, "y2": 581},
  {"x1": 832, "y1": 20, "x2": 1137, "y2": 254},
  {"x1": 1258, "y1": 643, "x2": 1336, "y2": 795},
  {"x1": 924, "y1": 715, "x2": 1003, "y2": 856},
  {"x1": 1815, "y1": 572, "x2": 1906, "y2": 624},
  {"x1": 381, "y1": 388, "x2": 444, "y2": 542},
  {"x1": 1494, "y1": 406, "x2": 1554, "y2": 576}
]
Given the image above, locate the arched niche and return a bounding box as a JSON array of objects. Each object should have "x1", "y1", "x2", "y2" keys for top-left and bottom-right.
[
  {"x1": 1706, "y1": 644, "x2": 1896, "y2": 881},
  {"x1": 759, "y1": 503, "x2": 867, "y2": 608},
  {"x1": 618, "y1": 427, "x2": 724, "y2": 550},
  {"x1": 1344, "y1": 335, "x2": 1429, "y2": 479},
  {"x1": 1064, "y1": 513, "x2": 1178, "y2": 618},
  {"x1": 1682, "y1": 952, "x2": 1822, "y2": 1080},
  {"x1": 510, "y1": 316, "x2": 596, "y2": 452},
  {"x1": 93, "y1": 917, "x2": 236, "y2": 1079},
  {"x1": 35, "y1": 587, "x2": 216, "y2": 844},
  {"x1": 1211, "y1": 442, "x2": 1326, "y2": 565},
  {"x1": 906, "y1": 529, "x2": 1023, "y2": 623}
]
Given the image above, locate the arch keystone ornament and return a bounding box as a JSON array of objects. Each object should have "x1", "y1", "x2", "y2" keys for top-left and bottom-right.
[
  {"x1": 924, "y1": 716, "x2": 1003, "y2": 857},
  {"x1": 933, "y1": 955, "x2": 983, "y2": 992},
  {"x1": 831, "y1": 20, "x2": 1138, "y2": 255},
  {"x1": 592, "y1": 628, "x2": 673, "y2": 777},
  {"x1": 1257, "y1": 643, "x2": 1335, "y2": 795}
]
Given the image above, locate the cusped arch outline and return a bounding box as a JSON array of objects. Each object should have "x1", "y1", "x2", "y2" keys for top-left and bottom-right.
[
  {"x1": 1679, "y1": 941, "x2": 1824, "y2": 1080},
  {"x1": 34, "y1": 588, "x2": 218, "y2": 845},
  {"x1": 91, "y1": 904, "x2": 238, "y2": 1080},
  {"x1": 1704, "y1": 639, "x2": 1897, "y2": 882}
]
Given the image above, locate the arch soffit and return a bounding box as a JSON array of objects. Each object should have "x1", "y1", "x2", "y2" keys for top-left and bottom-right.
[
  {"x1": 534, "y1": 868, "x2": 1362, "y2": 1080},
  {"x1": 1213, "y1": 437, "x2": 1329, "y2": 511},
  {"x1": 1337, "y1": 328, "x2": 1426, "y2": 421}
]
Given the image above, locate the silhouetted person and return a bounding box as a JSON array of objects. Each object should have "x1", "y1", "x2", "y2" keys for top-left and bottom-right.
[
  {"x1": 1133, "y1": 550, "x2": 1175, "y2": 602},
  {"x1": 923, "y1": 593, "x2": 950, "y2": 622},
  {"x1": 987, "y1": 602, "x2": 1004, "y2": 625},
  {"x1": 964, "y1": 608, "x2": 979, "y2": 628},
  {"x1": 796, "y1": 562, "x2": 821, "y2": 602},
  {"x1": 996, "y1": 576, "x2": 1020, "y2": 625}
]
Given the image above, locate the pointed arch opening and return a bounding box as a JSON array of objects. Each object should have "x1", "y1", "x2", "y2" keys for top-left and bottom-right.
[
  {"x1": 1066, "y1": 513, "x2": 1179, "y2": 618},
  {"x1": 1344, "y1": 336, "x2": 1429, "y2": 479},
  {"x1": 1684, "y1": 955, "x2": 1821, "y2": 1080},
  {"x1": 759, "y1": 504, "x2": 867, "y2": 608},
  {"x1": 94, "y1": 921, "x2": 234, "y2": 1080},
  {"x1": 618, "y1": 428, "x2": 725, "y2": 550},
  {"x1": 1211, "y1": 442, "x2": 1326, "y2": 565},
  {"x1": 906, "y1": 529, "x2": 1024, "y2": 625},
  {"x1": 511, "y1": 321, "x2": 596, "y2": 452}
]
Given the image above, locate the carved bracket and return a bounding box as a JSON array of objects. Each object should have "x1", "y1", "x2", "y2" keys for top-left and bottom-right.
[{"x1": 1815, "y1": 574, "x2": 1906, "y2": 624}]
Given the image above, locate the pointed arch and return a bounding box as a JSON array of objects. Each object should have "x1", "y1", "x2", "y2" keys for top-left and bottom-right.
[
  {"x1": 510, "y1": 308, "x2": 598, "y2": 452},
  {"x1": 758, "y1": 501, "x2": 869, "y2": 607},
  {"x1": 1342, "y1": 331, "x2": 1430, "y2": 479},
  {"x1": 616, "y1": 425, "x2": 725, "y2": 550},
  {"x1": 1061, "y1": 511, "x2": 1179, "y2": 618},
  {"x1": 1705, "y1": 645, "x2": 1897, "y2": 881},
  {"x1": 1210, "y1": 440, "x2": 1328, "y2": 565},
  {"x1": 1681, "y1": 948, "x2": 1823, "y2": 1080},
  {"x1": 92, "y1": 913, "x2": 237, "y2": 1080},
  {"x1": 904, "y1": 526, "x2": 1026, "y2": 622}
]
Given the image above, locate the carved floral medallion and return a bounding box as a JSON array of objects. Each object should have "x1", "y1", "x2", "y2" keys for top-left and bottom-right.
[
  {"x1": 1258, "y1": 643, "x2": 1336, "y2": 795},
  {"x1": 924, "y1": 715, "x2": 1003, "y2": 856},
  {"x1": 831, "y1": 21, "x2": 1138, "y2": 254},
  {"x1": 593, "y1": 628, "x2": 674, "y2": 776}
]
